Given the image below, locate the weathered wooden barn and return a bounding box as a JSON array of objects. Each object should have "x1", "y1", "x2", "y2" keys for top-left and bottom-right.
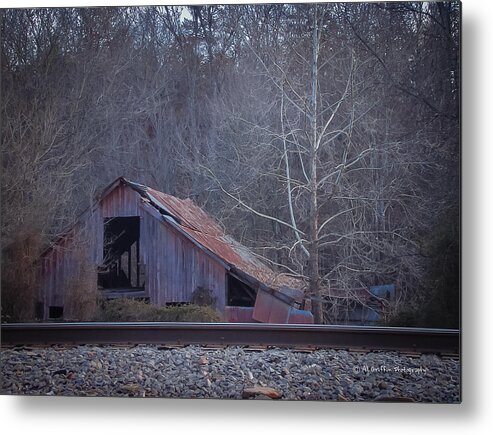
[{"x1": 38, "y1": 177, "x2": 302, "y2": 321}]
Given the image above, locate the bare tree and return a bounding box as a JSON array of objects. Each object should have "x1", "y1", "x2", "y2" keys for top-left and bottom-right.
[{"x1": 198, "y1": 3, "x2": 459, "y2": 324}]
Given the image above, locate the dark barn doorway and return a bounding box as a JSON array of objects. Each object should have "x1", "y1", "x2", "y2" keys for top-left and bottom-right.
[
  {"x1": 98, "y1": 216, "x2": 144, "y2": 292},
  {"x1": 226, "y1": 273, "x2": 257, "y2": 306}
]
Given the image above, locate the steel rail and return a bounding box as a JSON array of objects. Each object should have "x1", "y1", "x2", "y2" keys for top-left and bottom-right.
[{"x1": 0, "y1": 322, "x2": 460, "y2": 354}]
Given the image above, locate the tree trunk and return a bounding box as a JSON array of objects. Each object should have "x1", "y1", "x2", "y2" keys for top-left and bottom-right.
[{"x1": 308, "y1": 6, "x2": 323, "y2": 324}]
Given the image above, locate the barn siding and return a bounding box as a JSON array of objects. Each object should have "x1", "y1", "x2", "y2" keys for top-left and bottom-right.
[
  {"x1": 39, "y1": 182, "x2": 227, "y2": 320},
  {"x1": 152, "y1": 223, "x2": 227, "y2": 307},
  {"x1": 39, "y1": 229, "x2": 81, "y2": 319}
]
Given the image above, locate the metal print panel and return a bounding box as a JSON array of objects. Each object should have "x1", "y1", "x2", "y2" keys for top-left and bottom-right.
[{"x1": 1, "y1": 1, "x2": 461, "y2": 403}]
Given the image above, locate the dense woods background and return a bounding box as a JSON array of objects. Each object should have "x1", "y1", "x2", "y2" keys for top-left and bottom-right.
[{"x1": 0, "y1": 2, "x2": 460, "y2": 325}]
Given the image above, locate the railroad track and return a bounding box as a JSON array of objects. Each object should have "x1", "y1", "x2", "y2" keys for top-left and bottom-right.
[{"x1": 0, "y1": 322, "x2": 460, "y2": 355}]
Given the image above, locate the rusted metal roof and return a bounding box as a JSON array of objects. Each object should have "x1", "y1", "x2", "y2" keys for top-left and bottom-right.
[{"x1": 121, "y1": 178, "x2": 301, "y2": 292}]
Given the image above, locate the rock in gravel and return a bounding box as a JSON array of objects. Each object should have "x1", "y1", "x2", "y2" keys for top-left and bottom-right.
[
  {"x1": 120, "y1": 383, "x2": 142, "y2": 394},
  {"x1": 349, "y1": 384, "x2": 364, "y2": 396},
  {"x1": 197, "y1": 356, "x2": 209, "y2": 365},
  {"x1": 373, "y1": 394, "x2": 415, "y2": 402},
  {"x1": 242, "y1": 386, "x2": 282, "y2": 400},
  {"x1": 378, "y1": 381, "x2": 388, "y2": 390}
]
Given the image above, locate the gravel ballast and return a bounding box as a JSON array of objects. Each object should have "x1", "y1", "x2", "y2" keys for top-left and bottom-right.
[{"x1": 1, "y1": 345, "x2": 460, "y2": 402}]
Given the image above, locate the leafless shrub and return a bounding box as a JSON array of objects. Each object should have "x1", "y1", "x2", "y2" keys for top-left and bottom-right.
[
  {"x1": 1, "y1": 231, "x2": 42, "y2": 322},
  {"x1": 190, "y1": 286, "x2": 217, "y2": 308},
  {"x1": 63, "y1": 236, "x2": 100, "y2": 321}
]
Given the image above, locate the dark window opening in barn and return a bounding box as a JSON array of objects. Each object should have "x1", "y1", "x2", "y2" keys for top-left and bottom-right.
[
  {"x1": 98, "y1": 216, "x2": 144, "y2": 292},
  {"x1": 227, "y1": 273, "x2": 257, "y2": 307},
  {"x1": 49, "y1": 306, "x2": 63, "y2": 319},
  {"x1": 35, "y1": 302, "x2": 44, "y2": 319}
]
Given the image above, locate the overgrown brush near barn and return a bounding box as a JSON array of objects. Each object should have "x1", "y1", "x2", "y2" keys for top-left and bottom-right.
[
  {"x1": 64, "y1": 252, "x2": 100, "y2": 321},
  {"x1": 97, "y1": 298, "x2": 223, "y2": 323},
  {"x1": 1, "y1": 232, "x2": 42, "y2": 322}
]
